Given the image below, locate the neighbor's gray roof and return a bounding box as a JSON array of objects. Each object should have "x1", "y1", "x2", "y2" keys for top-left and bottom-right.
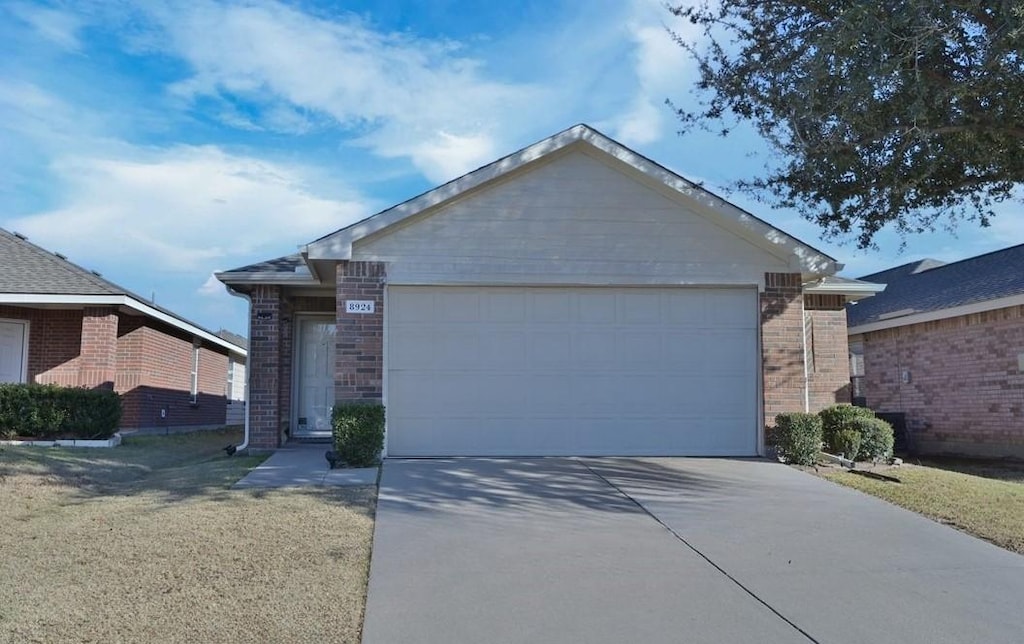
[
  {"x1": 0, "y1": 228, "x2": 125, "y2": 295},
  {"x1": 218, "y1": 253, "x2": 305, "y2": 274},
  {"x1": 0, "y1": 227, "x2": 247, "y2": 353},
  {"x1": 847, "y1": 244, "x2": 1024, "y2": 327}
]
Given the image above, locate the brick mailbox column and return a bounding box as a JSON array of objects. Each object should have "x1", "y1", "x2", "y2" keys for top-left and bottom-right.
[{"x1": 335, "y1": 261, "x2": 386, "y2": 403}]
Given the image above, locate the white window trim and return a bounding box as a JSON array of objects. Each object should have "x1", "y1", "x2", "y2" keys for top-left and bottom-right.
[{"x1": 190, "y1": 339, "x2": 200, "y2": 405}]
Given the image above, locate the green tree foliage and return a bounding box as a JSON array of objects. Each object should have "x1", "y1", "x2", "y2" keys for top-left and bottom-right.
[{"x1": 669, "y1": 1, "x2": 1024, "y2": 247}]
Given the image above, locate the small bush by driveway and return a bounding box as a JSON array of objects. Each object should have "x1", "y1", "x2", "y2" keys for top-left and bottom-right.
[
  {"x1": 818, "y1": 460, "x2": 1024, "y2": 554},
  {"x1": 0, "y1": 430, "x2": 375, "y2": 643}
]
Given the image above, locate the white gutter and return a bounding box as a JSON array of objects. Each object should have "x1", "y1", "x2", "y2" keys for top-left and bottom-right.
[
  {"x1": 801, "y1": 300, "x2": 810, "y2": 413},
  {"x1": 0, "y1": 293, "x2": 246, "y2": 356},
  {"x1": 224, "y1": 286, "x2": 252, "y2": 454}
]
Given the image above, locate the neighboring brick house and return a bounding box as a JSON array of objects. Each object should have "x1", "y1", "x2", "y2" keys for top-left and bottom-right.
[
  {"x1": 848, "y1": 244, "x2": 1024, "y2": 458},
  {"x1": 0, "y1": 228, "x2": 247, "y2": 432},
  {"x1": 218, "y1": 124, "x2": 878, "y2": 455}
]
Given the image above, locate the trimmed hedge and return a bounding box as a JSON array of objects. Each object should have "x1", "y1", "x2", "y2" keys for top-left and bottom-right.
[
  {"x1": 332, "y1": 403, "x2": 385, "y2": 467},
  {"x1": 819, "y1": 404, "x2": 876, "y2": 454},
  {"x1": 832, "y1": 428, "x2": 862, "y2": 461},
  {"x1": 0, "y1": 384, "x2": 122, "y2": 440},
  {"x1": 849, "y1": 416, "x2": 895, "y2": 461},
  {"x1": 770, "y1": 412, "x2": 823, "y2": 465}
]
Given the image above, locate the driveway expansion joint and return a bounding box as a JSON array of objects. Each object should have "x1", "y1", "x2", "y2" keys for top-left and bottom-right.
[{"x1": 575, "y1": 458, "x2": 821, "y2": 644}]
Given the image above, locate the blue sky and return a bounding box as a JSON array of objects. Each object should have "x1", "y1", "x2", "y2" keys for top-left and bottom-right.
[{"x1": 2, "y1": 0, "x2": 1021, "y2": 337}]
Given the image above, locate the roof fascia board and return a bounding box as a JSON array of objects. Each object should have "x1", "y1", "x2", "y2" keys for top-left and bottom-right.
[
  {"x1": 305, "y1": 126, "x2": 589, "y2": 261},
  {"x1": 0, "y1": 293, "x2": 246, "y2": 356},
  {"x1": 576, "y1": 130, "x2": 839, "y2": 276},
  {"x1": 214, "y1": 272, "x2": 319, "y2": 285},
  {"x1": 304, "y1": 125, "x2": 838, "y2": 275},
  {"x1": 804, "y1": 281, "x2": 886, "y2": 302},
  {"x1": 848, "y1": 293, "x2": 1024, "y2": 335}
]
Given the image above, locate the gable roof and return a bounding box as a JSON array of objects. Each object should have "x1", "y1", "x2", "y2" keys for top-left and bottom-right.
[
  {"x1": 0, "y1": 228, "x2": 246, "y2": 355},
  {"x1": 301, "y1": 124, "x2": 840, "y2": 278},
  {"x1": 0, "y1": 228, "x2": 124, "y2": 296},
  {"x1": 847, "y1": 243, "x2": 1024, "y2": 332},
  {"x1": 216, "y1": 253, "x2": 317, "y2": 285}
]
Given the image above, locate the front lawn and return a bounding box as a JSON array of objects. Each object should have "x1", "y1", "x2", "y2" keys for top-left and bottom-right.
[
  {"x1": 818, "y1": 459, "x2": 1024, "y2": 555},
  {"x1": 0, "y1": 429, "x2": 376, "y2": 643}
]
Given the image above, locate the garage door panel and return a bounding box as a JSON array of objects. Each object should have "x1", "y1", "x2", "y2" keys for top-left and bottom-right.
[
  {"x1": 483, "y1": 290, "x2": 526, "y2": 322},
  {"x1": 529, "y1": 331, "x2": 572, "y2": 365},
  {"x1": 618, "y1": 332, "x2": 663, "y2": 366},
  {"x1": 707, "y1": 290, "x2": 756, "y2": 328},
  {"x1": 531, "y1": 291, "x2": 572, "y2": 322},
  {"x1": 576, "y1": 291, "x2": 617, "y2": 323},
  {"x1": 479, "y1": 331, "x2": 528, "y2": 367},
  {"x1": 386, "y1": 286, "x2": 757, "y2": 456}
]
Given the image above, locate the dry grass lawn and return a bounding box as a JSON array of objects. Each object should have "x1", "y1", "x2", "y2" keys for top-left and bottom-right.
[
  {"x1": 818, "y1": 459, "x2": 1024, "y2": 555},
  {"x1": 0, "y1": 429, "x2": 376, "y2": 643}
]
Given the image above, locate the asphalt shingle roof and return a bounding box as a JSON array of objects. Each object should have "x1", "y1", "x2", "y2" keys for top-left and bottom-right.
[
  {"x1": 847, "y1": 243, "x2": 1024, "y2": 327},
  {"x1": 219, "y1": 254, "x2": 305, "y2": 274},
  {"x1": 0, "y1": 227, "x2": 247, "y2": 352},
  {"x1": 0, "y1": 228, "x2": 127, "y2": 295}
]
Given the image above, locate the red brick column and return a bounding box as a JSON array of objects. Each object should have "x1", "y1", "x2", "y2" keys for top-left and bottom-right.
[
  {"x1": 761, "y1": 273, "x2": 805, "y2": 427},
  {"x1": 78, "y1": 307, "x2": 118, "y2": 390},
  {"x1": 249, "y1": 285, "x2": 283, "y2": 450},
  {"x1": 335, "y1": 261, "x2": 386, "y2": 403},
  {"x1": 804, "y1": 294, "x2": 851, "y2": 410}
]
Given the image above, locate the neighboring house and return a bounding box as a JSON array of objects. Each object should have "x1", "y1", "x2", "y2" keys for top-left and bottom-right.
[
  {"x1": 848, "y1": 244, "x2": 1024, "y2": 458},
  {"x1": 217, "y1": 329, "x2": 248, "y2": 426},
  {"x1": 218, "y1": 124, "x2": 878, "y2": 455},
  {"x1": 0, "y1": 228, "x2": 247, "y2": 432}
]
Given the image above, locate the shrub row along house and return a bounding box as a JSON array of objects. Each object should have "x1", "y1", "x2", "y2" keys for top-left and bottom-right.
[
  {"x1": 0, "y1": 228, "x2": 247, "y2": 432},
  {"x1": 218, "y1": 124, "x2": 883, "y2": 455},
  {"x1": 848, "y1": 244, "x2": 1024, "y2": 458}
]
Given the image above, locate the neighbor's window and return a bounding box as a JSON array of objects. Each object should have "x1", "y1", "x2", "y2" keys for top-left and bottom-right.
[
  {"x1": 190, "y1": 340, "x2": 200, "y2": 405},
  {"x1": 226, "y1": 357, "x2": 235, "y2": 398},
  {"x1": 849, "y1": 341, "x2": 865, "y2": 399}
]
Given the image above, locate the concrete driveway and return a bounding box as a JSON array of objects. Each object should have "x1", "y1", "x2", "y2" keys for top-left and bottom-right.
[{"x1": 362, "y1": 458, "x2": 1024, "y2": 644}]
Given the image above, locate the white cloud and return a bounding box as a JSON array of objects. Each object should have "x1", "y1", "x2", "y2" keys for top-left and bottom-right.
[
  {"x1": 139, "y1": 0, "x2": 538, "y2": 183},
  {"x1": 611, "y1": 1, "x2": 698, "y2": 146},
  {"x1": 9, "y1": 2, "x2": 85, "y2": 51},
  {"x1": 9, "y1": 145, "x2": 371, "y2": 272},
  {"x1": 198, "y1": 272, "x2": 225, "y2": 297}
]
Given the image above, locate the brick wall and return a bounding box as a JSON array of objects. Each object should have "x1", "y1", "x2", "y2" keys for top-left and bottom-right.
[
  {"x1": 761, "y1": 273, "x2": 805, "y2": 427},
  {"x1": 0, "y1": 305, "x2": 82, "y2": 385},
  {"x1": 249, "y1": 285, "x2": 284, "y2": 449},
  {"x1": 804, "y1": 294, "x2": 852, "y2": 410},
  {"x1": 858, "y1": 304, "x2": 1024, "y2": 457},
  {"x1": 0, "y1": 304, "x2": 231, "y2": 431},
  {"x1": 335, "y1": 262, "x2": 386, "y2": 402}
]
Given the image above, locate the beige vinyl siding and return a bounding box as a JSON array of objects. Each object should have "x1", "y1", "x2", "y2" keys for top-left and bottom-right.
[{"x1": 352, "y1": 149, "x2": 790, "y2": 286}]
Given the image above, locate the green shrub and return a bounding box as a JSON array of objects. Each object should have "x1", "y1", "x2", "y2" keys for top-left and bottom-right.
[
  {"x1": 850, "y1": 417, "x2": 895, "y2": 461},
  {"x1": 770, "y1": 413, "x2": 823, "y2": 465},
  {"x1": 832, "y1": 429, "x2": 862, "y2": 461},
  {"x1": 332, "y1": 403, "x2": 385, "y2": 467},
  {"x1": 0, "y1": 384, "x2": 121, "y2": 440},
  {"x1": 819, "y1": 404, "x2": 876, "y2": 453}
]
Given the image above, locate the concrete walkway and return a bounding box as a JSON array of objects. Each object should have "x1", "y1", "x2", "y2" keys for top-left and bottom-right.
[
  {"x1": 233, "y1": 443, "x2": 378, "y2": 489},
  {"x1": 363, "y1": 457, "x2": 1024, "y2": 644}
]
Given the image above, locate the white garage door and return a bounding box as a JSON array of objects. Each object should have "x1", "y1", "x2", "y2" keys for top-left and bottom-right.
[{"x1": 386, "y1": 286, "x2": 758, "y2": 456}]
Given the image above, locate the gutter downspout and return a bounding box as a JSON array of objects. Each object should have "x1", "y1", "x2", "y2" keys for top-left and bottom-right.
[
  {"x1": 801, "y1": 297, "x2": 810, "y2": 413},
  {"x1": 225, "y1": 286, "x2": 251, "y2": 454}
]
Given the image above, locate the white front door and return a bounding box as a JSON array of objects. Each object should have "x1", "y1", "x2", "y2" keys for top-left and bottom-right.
[
  {"x1": 0, "y1": 320, "x2": 28, "y2": 384},
  {"x1": 295, "y1": 318, "x2": 336, "y2": 437}
]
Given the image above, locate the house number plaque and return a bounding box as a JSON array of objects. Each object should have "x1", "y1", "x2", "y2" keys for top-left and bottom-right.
[{"x1": 345, "y1": 300, "x2": 375, "y2": 314}]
